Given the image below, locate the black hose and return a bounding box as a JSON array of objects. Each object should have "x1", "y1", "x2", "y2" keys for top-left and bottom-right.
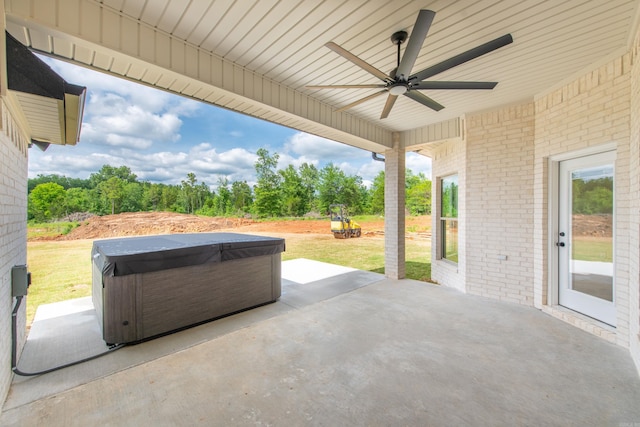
[{"x1": 11, "y1": 295, "x2": 125, "y2": 377}]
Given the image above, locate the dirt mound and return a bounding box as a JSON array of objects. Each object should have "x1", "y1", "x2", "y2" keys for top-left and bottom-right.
[
  {"x1": 46, "y1": 212, "x2": 428, "y2": 241},
  {"x1": 572, "y1": 214, "x2": 612, "y2": 237},
  {"x1": 58, "y1": 212, "x2": 253, "y2": 240}
]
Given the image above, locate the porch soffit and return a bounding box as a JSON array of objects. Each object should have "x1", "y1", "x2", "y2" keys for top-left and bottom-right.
[
  {"x1": 4, "y1": 0, "x2": 640, "y2": 153},
  {"x1": 5, "y1": 30, "x2": 86, "y2": 147}
]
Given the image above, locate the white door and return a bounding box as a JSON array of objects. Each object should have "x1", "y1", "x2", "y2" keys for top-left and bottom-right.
[{"x1": 557, "y1": 151, "x2": 615, "y2": 326}]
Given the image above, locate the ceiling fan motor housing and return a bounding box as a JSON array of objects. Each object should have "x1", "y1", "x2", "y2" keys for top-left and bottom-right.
[{"x1": 310, "y1": 9, "x2": 513, "y2": 119}]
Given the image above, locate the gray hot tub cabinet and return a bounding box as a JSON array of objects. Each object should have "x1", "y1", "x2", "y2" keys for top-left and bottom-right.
[{"x1": 92, "y1": 233, "x2": 284, "y2": 344}]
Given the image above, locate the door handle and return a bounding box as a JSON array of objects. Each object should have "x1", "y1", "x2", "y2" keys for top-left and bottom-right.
[{"x1": 556, "y1": 242, "x2": 565, "y2": 247}]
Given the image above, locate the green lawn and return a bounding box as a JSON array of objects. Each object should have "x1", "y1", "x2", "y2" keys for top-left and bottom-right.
[
  {"x1": 572, "y1": 237, "x2": 613, "y2": 262},
  {"x1": 27, "y1": 230, "x2": 431, "y2": 326},
  {"x1": 26, "y1": 240, "x2": 94, "y2": 325},
  {"x1": 27, "y1": 221, "x2": 80, "y2": 240}
]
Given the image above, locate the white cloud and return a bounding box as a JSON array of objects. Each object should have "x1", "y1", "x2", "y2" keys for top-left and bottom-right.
[
  {"x1": 42, "y1": 56, "x2": 179, "y2": 115},
  {"x1": 406, "y1": 152, "x2": 432, "y2": 178},
  {"x1": 28, "y1": 56, "x2": 433, "y2": 193},
  {"x1": 284, "y1": 133, "x2": 370, "y2": 162},
  {"x1": 356, "y1": 161, "x2": 385, "y2": 187},
  {"x1": 41, "y1": 56, "x2": 191, "y2": 151},
  {"x1": 81, "y1": 93, "x2": 183, "y2": 149}
]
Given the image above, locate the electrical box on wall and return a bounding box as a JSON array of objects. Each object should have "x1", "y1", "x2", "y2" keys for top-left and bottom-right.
[{"x1": 11, "y1": 265, "x2": 30, "y2": 297}]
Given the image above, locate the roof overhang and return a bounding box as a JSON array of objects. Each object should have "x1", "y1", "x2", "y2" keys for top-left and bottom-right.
[
  {"x1": 5, "y1": 31, "x2": 86, "y2": 149},
  {"x1": 4, "y1": 1, "x2": 639, "y2": 154}
]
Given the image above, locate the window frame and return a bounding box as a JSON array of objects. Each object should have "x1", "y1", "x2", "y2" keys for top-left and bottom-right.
[{"x1": 439, "y1": 174, "x2": 459, "y2": 264}]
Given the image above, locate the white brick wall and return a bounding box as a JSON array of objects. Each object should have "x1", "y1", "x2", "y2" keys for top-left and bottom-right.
[
  {"x1": 628, "y1": 26, "x2": 640, "y2": 374},
  {"x1": 384, "y1": 135, "x2": 406, "y2": 280},
  {"x1": 533, "y1": 53, "x2": 632, "y2": 348},
  {"x1": 465, "y1": 104, "x2": 536, "y2": 305},
  {"x1": 431, "y1": 47, "x2": 639, "y2": 370},
  {"x1": 0, "y1": 100, "x2": 29, "y2": 413}
]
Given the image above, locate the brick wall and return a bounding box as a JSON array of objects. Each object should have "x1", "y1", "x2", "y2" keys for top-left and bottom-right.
[
  {"x1": 384, "y1": 135, "x2": 406, "y2": 280},
  {"x1": 465, "y1": 104, "x2": 536, "y2": 305},
  {"x1": 0, "y1": 100, "x2": 29, "y2": 412},
  {"x1": 534, "y1": 52, "x2": 632, "y2": 347},
  {"x1": 431, "y1": 49, "x2": 638, "y2": 366},
  {"x1": 431, "y1": 138, "x2": 466, "y2": 292},
  {"x1": 629, "y1": 26, "x2": 640, "y2": 374}
]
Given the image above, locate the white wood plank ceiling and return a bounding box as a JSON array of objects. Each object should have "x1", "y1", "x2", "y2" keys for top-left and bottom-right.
[{"x1": 5, "y1": 0, "x2": 640, "y2": 152}]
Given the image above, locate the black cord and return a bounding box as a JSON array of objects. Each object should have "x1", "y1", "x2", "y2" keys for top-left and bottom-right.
[{"x1": 11, "y1": 295, "x2": 125, "y2": 377}]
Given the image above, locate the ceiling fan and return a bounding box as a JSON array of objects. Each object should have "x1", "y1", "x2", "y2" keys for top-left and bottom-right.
[{"x1": 307, "y1": 10, "x2": 513, "y2": 119}]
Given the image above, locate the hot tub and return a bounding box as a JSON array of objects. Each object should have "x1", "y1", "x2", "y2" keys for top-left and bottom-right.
[{"x1": 91, "y1": 233, "x2": 284, "y2": 344}]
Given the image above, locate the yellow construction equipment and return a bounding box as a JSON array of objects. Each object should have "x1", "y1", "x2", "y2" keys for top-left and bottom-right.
[{"x1": 330, "y1": 204, "x2": 361, "y2": 239}]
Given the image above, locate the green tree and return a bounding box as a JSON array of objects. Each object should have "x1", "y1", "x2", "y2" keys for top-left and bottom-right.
[
  {"x1": 89, "y1": 165, "x2": 137, "y2": 188},
  {"x1": 406, "y1": 171, "x2": 432, "y2": 215},
  {"x1": 99, "y1": 176, "x2": 125, "y2": 214},
  {"x1": 317, "y1": 163, "x2": 342, "y2": 213},
  {"x1": 121, "y1": 182, "x2": 144, "y2": 212},
  {"x1": 317, "y1": 163, "x2": 366, "y2": 214},
  {"x1": 299, "y1": 163, "x2": 319, "y2": 213},
  {"x1": 28, "y1": 182, "x2": 66, "y2": 221},
  {"x1": 162, "y1": 186, "x2": 180, "y2": 212},
  {"x1": 29, "y1": 174, "x2": 90, "y2": 192},
  {"x1": 573, "y1": 177, "x2": 613, "y2": 214},
  {"x1": 231, "y1": 180, "x2": 253, "y2": 214},
  {"x1": 213, "y1": 178, "x2": 232, "y2": 216},
  {"x1": 180, "y1": 172, "x2": 198, "y2": 214},
  {"x1": 280, "y1": 165, "x2": 305, "y2": 216},
  {"x1": 341, "y1": 174, "x2": 366, "y2": 214},
  {"x1": 369, "y1": 171, "x2": 385, "y2": 215},
  {"x1": 253, "y1": 148, "x2": 282, "y2": 217},
  {"x1": 142, "y1": 183, "x2": 162, "y2": 211},
  {"x1": 64, "y1": 187, "x2": 92, "y2": 215}
]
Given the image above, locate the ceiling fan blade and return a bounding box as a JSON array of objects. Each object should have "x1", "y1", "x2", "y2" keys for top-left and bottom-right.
[
  {"x1": 410, "y1": 34, "x2": 513, "y2": 82},
  {"x1": 335, "y1": 90, "x2": 388, "y2": 113},
  {"x1": 404, "y1": 90, "x2": 444, "y2": 111},
  {"x1": 412, "y1": 81, "x2": 498, "y2": 90},
  {"x1": 306, "y1": 84, "x2": 386, "y2": 89},
  {"x1": 395, "y1": 9, "x2": 435, "y2": 80},
  {"x1": 380, "y1": 94, "x2": 398, "y2": 119},
  {"x1": 325, "y1": 42, "x2": 390, "y2": 82}
]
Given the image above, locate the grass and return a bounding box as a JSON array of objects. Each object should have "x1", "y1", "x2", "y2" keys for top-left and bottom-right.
[
  {"x1": 26, "y1": 240, "x2": 94, "y2": 325},
  {"x1": 26, "y1": 220, "x2": 432, "y2": 326},
  {"x1": 572, "y1": 236, "x2": 613, "y2": 262},
  {"x1": 27, "y1": 221, "x2": 80, "y2": 239},
  {"x1": 280, "y1": 234, "x2": 430, "y2": 278}
]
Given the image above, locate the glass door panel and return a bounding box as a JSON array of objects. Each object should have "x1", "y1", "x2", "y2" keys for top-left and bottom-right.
[{"x1": 558, "y1": 151, "x2": 615, "y2": 326}]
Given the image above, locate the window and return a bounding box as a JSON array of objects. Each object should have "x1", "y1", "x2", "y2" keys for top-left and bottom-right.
[{"x1": 440, "y1": 175, "x2": 458, "y2": 263}]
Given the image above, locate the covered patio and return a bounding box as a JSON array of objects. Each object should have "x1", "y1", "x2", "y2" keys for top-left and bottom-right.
[
  {"x1": 2, "y1": 259, "x2": 640, "y2": 425},
  {"x1": 2, "y1": 0, "x2": 640, "y2": 422}
]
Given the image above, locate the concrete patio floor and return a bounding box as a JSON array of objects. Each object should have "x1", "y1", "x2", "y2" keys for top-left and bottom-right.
[{"x1": 2, "y1": 259, "x2": 640, "y2": 426}]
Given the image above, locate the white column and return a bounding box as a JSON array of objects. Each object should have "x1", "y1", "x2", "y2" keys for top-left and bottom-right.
[{"x1": 384, "y1": 132, "x2": 405, "y2": 279}]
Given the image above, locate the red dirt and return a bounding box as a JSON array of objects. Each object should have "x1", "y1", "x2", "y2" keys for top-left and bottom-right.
[
  {"x1": 40, "y1": 211, "x2": 430, "y2": 241},
  {"x1": 33, "y1": 211, "x2": 609, "y2": 242}
]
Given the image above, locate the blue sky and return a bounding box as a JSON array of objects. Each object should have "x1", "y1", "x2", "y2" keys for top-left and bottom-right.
[{"x1": 28, "y1": 57, "x2": 432, "y2": 189}]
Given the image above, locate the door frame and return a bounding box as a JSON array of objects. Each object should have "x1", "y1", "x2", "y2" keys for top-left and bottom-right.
[{"x1": 547, "y1": 143, "x2": 617, "y2": 318}]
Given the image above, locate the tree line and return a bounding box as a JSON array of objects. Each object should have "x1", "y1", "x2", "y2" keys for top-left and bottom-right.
[{"x1": 27, "y1": 148, "x2": 431, "y2": 222}]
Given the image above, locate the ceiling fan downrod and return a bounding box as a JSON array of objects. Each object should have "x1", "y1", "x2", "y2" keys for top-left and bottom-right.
[{"x1": 390, "y1": 31, "x2": 408, "y2": 79}]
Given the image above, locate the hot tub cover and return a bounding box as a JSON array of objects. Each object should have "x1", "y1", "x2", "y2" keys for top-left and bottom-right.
[{"x1": 92, "y1": 233, "x2": 285, "y2": 277}]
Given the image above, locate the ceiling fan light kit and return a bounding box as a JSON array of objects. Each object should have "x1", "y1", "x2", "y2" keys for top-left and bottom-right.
[
  {"x1": 389, "y1": 84, "x2": 408, "y2": 96},
  {"x1": 308, "y1": 9, "x2": 513, "y2": 119}
]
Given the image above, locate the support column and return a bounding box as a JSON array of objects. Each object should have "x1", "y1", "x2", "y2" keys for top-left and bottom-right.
[{"x1": 384, "y1": 132, "x2": 405, "y2": 279}]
